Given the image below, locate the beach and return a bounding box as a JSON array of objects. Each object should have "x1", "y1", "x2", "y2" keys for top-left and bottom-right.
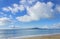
[
  {"x1": 9, "y1": 34, "x2": 60, "y2": 39},
  {"x1": 0, "y1": 29, "x2": 60, "y2": 39},
  {"x1": 24, "y1": 35, "x2": 60, "y2": 39}
]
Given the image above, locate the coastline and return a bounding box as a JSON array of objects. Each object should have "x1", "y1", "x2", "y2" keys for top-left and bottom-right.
[
  {"x1": 9, "y1": 33, "x2": 60, "y2": 39},
  {"x1": 24, "y1": 34, "x2": 60, "y2": 39}
]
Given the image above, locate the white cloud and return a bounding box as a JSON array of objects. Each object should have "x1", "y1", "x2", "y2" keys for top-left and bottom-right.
[
  {"x1": 2, "y1": 7, "x2": 10, "y2": 12},
  {"x1": 16, "y1": 15, "x2": 32, "y2": 22},
  {"x1": 20, "y1": 0, "x2": 26, "y2": 4},
  {"x1": 18, "y1": 5, "x2": 25, "y2": 11},
  {"x1": 55, "y1": 5, "x2": 60, "y2": 13},
  {"x1": 2, "y1": 0, "x2": 37, "y2": 14},
  {"x1": 2, "y1": 0, "x2": 54, "y2": 22},
  {"x1": 20, "y1": 0, "x2": 36, "y2": 5},
  {"x1": 2, "y1": 4, "x2": 25, "y2": 14},
  {"x1": 40, "y1": 25, "x2": 49, "y2": 29},
  {"x1": 0, "y1": 12, "x2": 7, "y2": 17},
  {"x1": 16, "y1": 1, "x2": 54, "y2": 22},
  {"x1": 0, "y1": 17, "x2": 12, "y2": 26},
  {"x1": 47, "y1": 2, "x2": 54, "y2": 7},
  {"x1": 51, "y1": 23, "x2": 60, "y2": 28},
  {"x1": 38, "y1": 23, "x2": 60, "y2": 29},
  {"x1": 42, "y1": 23, "x2": 60, "y2": 29}
]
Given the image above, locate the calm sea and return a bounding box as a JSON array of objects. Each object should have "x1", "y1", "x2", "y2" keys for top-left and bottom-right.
[{"x1": 0, "y1": 29, "x2": 60, "y2": 38}]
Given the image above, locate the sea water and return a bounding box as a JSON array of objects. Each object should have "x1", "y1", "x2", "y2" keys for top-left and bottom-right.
[{"x1": 0, "y1": 29, "x2": 60, "y2": 39}]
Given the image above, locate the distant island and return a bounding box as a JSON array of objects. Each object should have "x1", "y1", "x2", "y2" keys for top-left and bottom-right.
[{"x1": 0, "y1": 27, "x2": 60, "y2": 30}]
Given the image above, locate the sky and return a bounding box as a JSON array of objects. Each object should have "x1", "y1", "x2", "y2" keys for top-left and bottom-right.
[{"x1": 0, "y1": 0, "x2": 60, "y2": 29}]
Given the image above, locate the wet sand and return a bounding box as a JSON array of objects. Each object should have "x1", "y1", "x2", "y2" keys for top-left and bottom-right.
[
  {"x1": 24, "y1": 34, "x2": 60, "y2": 39},
  {"x1": 9, "y1": 34, "x2": 60, "y2": 39}
]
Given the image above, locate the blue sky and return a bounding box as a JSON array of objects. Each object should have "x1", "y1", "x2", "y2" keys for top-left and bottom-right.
[{"x1": 0, "y1": 0, "x2": 60, "y2": 29}]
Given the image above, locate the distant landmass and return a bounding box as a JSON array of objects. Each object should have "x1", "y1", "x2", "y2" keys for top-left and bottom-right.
[
  {"x1": 19, "y1": 27, "x2": 60, "y2": 30},
  {"x1": 0, "y1": 27, "x2": 60, "y2": 30}
]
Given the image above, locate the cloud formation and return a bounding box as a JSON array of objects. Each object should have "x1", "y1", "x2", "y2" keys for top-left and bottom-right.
[
  {"x1": 40, "y1": 23, "x2": 60, "y2": 29},
  {"x1": 0, "y1": 17, "x2": 12, "y2": 26},
  {"x1": 16, "y1": 1, "x2": 54, "y2": 22},
  {"x1": 0, "y1": 0, "x2": 60, "y2": 29},
  {"x1": 55, "y1": 5, "x2": 60, "y2": 13},
  {"x1": 20, "y1": 0, "x2": 37, "y2": 5},
  {"x1": 2, "y1": 0, "x2": 37, "y2": 14},
  {"x1": 51, "y1": 23, "x2": 60, "y2": 28},
  {"x1": 2, "y1": 0, "x2": 60, "y2": 23},
  {"x1": 2, "y1": 4, "x2": 25, "y2": 14}
]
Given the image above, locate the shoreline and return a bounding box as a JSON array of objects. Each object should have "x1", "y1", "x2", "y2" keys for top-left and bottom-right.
[{"x1": 9, "y1": 33, "x2": 60, "y2": 39}]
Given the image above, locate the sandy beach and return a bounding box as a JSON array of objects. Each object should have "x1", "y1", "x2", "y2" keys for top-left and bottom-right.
[
  {"x1": 24, "y1": 34, "x2": 60, "y2": 39},
  {"x1": 9, "y1": 34, "x2": 60, "y2": 39}
]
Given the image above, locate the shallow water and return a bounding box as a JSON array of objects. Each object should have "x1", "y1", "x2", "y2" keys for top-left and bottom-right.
[{"x1": 0, "y1": 29, "x2": 60, "y2": 39}]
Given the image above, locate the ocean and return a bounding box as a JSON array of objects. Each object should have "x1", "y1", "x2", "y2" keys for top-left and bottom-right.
[{"x1": 0, "y1": 29, "x2": 60, "y2": 39}]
